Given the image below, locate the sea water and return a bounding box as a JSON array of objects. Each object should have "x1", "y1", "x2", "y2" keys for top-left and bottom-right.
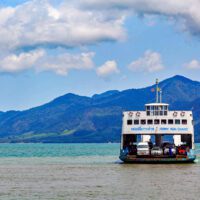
[{"x1": 0, "y1": 143, "x2": 199, "y2": 200}]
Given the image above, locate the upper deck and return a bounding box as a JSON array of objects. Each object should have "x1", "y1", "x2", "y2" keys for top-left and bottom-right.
[{"x1": 122, "y1": 103, "x2": 194, "y2": 135}]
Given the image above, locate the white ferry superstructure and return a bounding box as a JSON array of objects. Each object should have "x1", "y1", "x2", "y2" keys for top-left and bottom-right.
[{"x1": 119, "y1": 79, "x2": 196, "y2": 163}]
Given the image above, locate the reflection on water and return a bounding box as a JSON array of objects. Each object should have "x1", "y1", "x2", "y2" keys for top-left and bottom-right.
[{"x1": 0, "y1": 143, "x2": 199, "y2": 200}]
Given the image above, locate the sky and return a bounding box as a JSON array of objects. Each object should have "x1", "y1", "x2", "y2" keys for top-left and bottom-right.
[{"x1": 1, "y1": 0, "x2": 200, "y2": 111}]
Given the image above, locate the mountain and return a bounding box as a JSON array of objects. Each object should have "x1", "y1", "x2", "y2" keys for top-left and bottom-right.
[{"x1": 0, "y1": 75, "x2": 199, "y2": 143}]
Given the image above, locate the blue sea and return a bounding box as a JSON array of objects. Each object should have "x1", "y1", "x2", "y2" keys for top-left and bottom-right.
[{"x1": 0, "y1": 143, "x2": 199, "y2": 200}]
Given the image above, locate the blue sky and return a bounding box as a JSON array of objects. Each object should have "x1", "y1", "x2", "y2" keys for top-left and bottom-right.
[{"x1": 0, "y1": 0, "x2": 200, "y2": 111}]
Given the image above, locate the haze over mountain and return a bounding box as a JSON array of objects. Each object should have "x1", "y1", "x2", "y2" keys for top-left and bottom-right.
[{"x1": 0, "y1": 75, "x2": 199, "y2": 143}]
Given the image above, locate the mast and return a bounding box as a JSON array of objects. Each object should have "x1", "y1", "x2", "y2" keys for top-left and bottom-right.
[{"x1": 156, "y1": 79, "x2": 159, "y2": 103}]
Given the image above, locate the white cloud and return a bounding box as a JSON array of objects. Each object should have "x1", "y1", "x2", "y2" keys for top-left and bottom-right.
[
  {"x1": 81, "y1": 0, "x2": 200, "y2": 36},
  {"x1": 0, "y1": 50, "x2": 95, "y2": 75},
  {"x1": 39, "y1": 52, "x2": 95, "y2": 75},
  {"x1": 185, "y1": 59, "x2": 200, "y2": 70},
  {"x1": 128, "y1": 50, "x2": 164, "y2": 73},
  {"x1": 0, "y1": 0, "x2": 126, "y2": 51},
  {"x1": 96, "y1": 60, "x2": 120, "y2": 78},
  {"x1": 0, "y1": 50, "x2": 45, "y2": 73}
]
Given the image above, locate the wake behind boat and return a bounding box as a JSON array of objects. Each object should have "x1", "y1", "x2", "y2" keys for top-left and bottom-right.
[{"x1": 119, "y1": 79, "x2": 196, "y2": 163}]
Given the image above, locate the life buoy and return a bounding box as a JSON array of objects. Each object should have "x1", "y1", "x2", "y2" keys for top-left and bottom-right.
[
  {"x1": 181, "y1": 111, "x2": 185, "y2": 117},
  {"x1": 136, "y1": 112, "x2": 141, "y2": 117},
  {"x1": 128, "y1": 111, "x2": 133, "y2": 117},
  {"x1": 173, "y1": 111, "x2": 178, "y2": 117}
]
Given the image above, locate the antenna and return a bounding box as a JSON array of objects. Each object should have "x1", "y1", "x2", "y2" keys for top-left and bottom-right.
[{"x1": 156, "y1": 79, "x2": 159, "y2": 103}]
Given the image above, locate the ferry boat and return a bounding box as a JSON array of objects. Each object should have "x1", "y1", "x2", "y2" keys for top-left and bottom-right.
[{"x1": 119, "y1": 79, "x2": 196, "y2": 163}]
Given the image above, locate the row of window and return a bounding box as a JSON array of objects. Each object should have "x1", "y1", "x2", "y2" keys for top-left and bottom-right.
[
  {"x1": 146, "y1": 105, "x2": 168, "y2": 111},
  {"x1": 127, "y1": 119, "x2": 188, "y2": 125},
  {"x1": 146, "y1": 111, "x2": 168, "y2": 116}
]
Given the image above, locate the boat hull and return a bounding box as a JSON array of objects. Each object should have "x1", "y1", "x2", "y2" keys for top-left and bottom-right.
[{"x1": 119, "y1": 151, "x2": 196, "y2": 163}]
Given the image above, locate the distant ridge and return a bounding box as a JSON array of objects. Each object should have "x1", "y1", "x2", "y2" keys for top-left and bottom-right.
[{"x1": 0, "y1": 75, "x2": 200, "y2": 143}]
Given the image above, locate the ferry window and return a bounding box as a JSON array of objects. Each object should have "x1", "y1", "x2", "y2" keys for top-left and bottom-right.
[
  {"x1": 164, "y1": 111, "x2": 168, "y2": 116},
  {"x1": 158, "y1": 106, "x2": 162, "y2": 111},
  {"x1": 141, "y1": 119, "x2": 146, "y2": 125},
  {"x1": 168, "y1": 119, "x2": 173, "y2": 124},
  {"x1": 160, "y1": 111, "x2": 163, "y2": 116},
  {"x1": 175, "y1": 119, "x2": 180, "y2": 125},
  {"x1": 154, "y1": 119, "x2": 160, "y2": 124},
  {"x1": 134, "y1": 120, "x2": 139, "y2": 125},
  {"x1": 161, "y1": 119, "x2": 167, "y2": 124},
  {"x1": 182, "y1": 120, "x2": 187, "y2": 125},
  {"x1": 147, "y1": 111, "x2": 150, "y2": 116},
  {"x1": 127, "y1": 120, "x2": 132, "y2": 125},
  {"x1": 146, "y1": 106, "x2": 150, "y2": 110},
  {"x1": 155, "y1": 111, "x2": 159, "y2": 116},
  {"x1": 147, "y1": 119, "x2": 153, "y2": 125}
]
